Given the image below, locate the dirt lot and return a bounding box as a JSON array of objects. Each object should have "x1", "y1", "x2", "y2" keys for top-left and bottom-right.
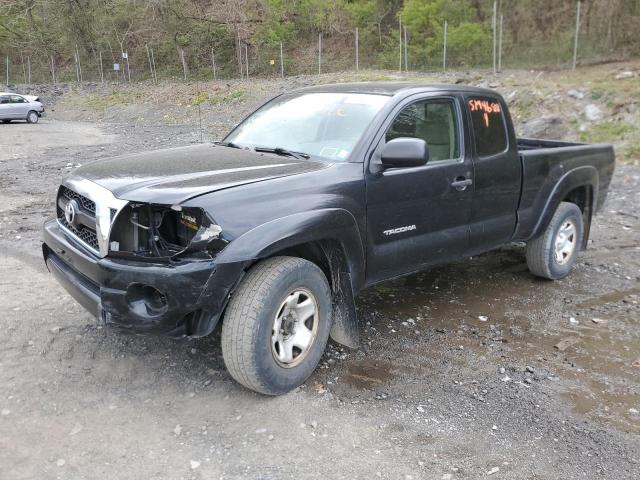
[{"x1": 1, "y1": 65, "x2": 639, "y2": 479}]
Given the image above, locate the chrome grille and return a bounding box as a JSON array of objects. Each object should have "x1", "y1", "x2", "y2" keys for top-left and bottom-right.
[
  {"x1": 59, "y1": 185, "x2": 96, "y2": 215},
  {"x1": 57, "y1": 185, "x2": 100, "y2": 253}
]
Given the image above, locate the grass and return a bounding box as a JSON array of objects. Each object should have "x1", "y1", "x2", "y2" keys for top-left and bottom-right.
[
  {"x1": 191, "y1": 89, "x2": 245, "y2": 106},
  {"x1": 78, "y1": 90, "x2": 142, "y2": 110},
  {"x1": 579, "y1": 120, "x2": 634, "y2": 144}
]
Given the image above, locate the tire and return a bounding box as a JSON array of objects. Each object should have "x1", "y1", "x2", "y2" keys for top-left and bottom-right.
[
  {"x1": 26, "y1": 111, "x2": 39, "y2": 124},
  {"x1": 526, "y1": 201, "x2": 584, "y2": 280},
  {"x1": 1, "y1": 119, "x2": 10, "y2": 124},
  {"x1": 221, "y1": 256, "x2": 332, "y2": 395}
]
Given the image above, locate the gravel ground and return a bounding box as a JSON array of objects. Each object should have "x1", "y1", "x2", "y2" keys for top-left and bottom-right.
[{"x1": 0, "y1": 70, "x2": 639, "y2": 480}]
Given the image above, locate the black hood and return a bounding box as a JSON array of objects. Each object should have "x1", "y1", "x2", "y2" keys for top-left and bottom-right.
[{"x1": 74, "y1": 144, "x2": 327, "y2": 204}]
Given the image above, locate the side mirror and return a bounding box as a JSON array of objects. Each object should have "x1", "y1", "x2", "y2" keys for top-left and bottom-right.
[{"x1": 380, "y1": 137, "x2": 429, "y2": 168}]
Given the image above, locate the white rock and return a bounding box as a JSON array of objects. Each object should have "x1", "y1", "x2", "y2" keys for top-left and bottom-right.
[
  {"x1": 1, "y1": 409, "x2": 10, "y2": 416},
  {"x1": 569, "y1": 317, "x2": 579, "y2": 325},
  {"x1": 173, "y1": 424, "x2": 182, "y2": 436},
  {"x1": 487, "y1": 467, "x2": 500, "y2": 475},
  {"x1": 255, "y1": 428, "x2": 267, "y2": 434},
  {"x1": 190, "y1": 460, "x2": 200, "y2": 469},
  {"x1": 567, "y1": 89, "x2": 584, "y2": 99},
  {"x1": 478, "y1": 315, "x2": 488, "y2": 322},
  {"x1": 615, "y1": 71, "x2": 635, "y2": 80},
  {"x1": 442, "y1": 475, "x2": 453, "y2": 480},
  {"x1": 56, "y1": 459, "x2": 66, "y2": 467},
  {"x1": 69, "y1": 423, "x2": 83, "y2": 436},
  {"x1": 585, "y1": 104, "x2": 603, "y2": 122}
]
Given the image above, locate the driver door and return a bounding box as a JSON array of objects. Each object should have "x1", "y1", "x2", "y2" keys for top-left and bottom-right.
[{"x1": 365, "y1": 95, "x2": 474, "y2": 283}]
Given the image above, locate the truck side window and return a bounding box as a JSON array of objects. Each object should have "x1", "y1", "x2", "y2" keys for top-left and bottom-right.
[
  {"x1": 386, "y1": 99, "x2": 460, "y2": 162},
  {"x1": 468, "y1": 97, "x2": 507, "y2": 156}
]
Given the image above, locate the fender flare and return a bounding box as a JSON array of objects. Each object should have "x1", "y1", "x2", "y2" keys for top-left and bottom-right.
[
  {"x1": 529, "y1": 166, "x2": 598, "y2": 242},
  {"x1": 215, "y1": 208, "x2": 365, "y2": 348}
]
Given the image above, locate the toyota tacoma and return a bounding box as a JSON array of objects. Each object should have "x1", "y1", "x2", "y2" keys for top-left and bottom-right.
[{"x1": 42, "y1": 83, "x2": 615, "y2": 395}]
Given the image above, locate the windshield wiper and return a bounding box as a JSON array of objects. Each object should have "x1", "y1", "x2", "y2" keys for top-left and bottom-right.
[
  {"x1": 214, "y1": 141, "x2": 242, "y2": 149},
  {"x1": 253, "y1": 146, "x2": 310, "y2": 160}
]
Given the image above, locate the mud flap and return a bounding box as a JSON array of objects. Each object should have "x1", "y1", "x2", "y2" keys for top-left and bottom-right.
[{"x1": 329, "y1": 270, "x2": 359, "y2": 348}]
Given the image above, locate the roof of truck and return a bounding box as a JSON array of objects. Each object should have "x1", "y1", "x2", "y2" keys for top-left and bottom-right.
[{"x1": 292, "y1": 82, "x2": 498, "y2": 96}]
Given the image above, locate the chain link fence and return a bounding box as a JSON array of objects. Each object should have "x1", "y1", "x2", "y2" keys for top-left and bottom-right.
[{"x1": 2, "y1": 1, "x2": 636, "y2": 87}]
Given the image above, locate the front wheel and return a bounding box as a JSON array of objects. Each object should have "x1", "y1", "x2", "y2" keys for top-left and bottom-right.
[
  {"x1": 26, "y1": 111, "x2": 39, "y2": 124},
  {"x1": 526, "y1": 201, "x2": 584, "y2": 280},
  {"x1": 221, "y1": 256, "x2": 332, "y2": 395}
]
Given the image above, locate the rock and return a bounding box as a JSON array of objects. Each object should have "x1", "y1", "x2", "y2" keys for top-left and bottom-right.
[
  {"x1": 1, "y1": 409, "x2": 10, "y2": 416},
  {"x1": 56, "y1": 459, "x2": 66, "y2": 467},
  {"x1": 569, "y1": 317, "x2": 579, "y2": 325},
  {"x1": 615, "y1": 71, "x2": 635, "y2": 80},
  {"x1": 69, "y1": 423, "x2": 83, "y2": 436},
  {"x1": 487, "y1": 467, "x2": 500, "y2": 475},
  {"x1": 525, "y1": 366, "x2": 535, "y2": 373},
  {"x1": 585, "y1": 104, "x2": 603, "y2": 122},
  {"x1": 50, "y1": 326, "x2": 61, "y2": 334},
  {"x1": 629, "y1": 408, "x2": 639, "y2": 415},
  {"x1": 310, "y1": 420, "x2": 318, "y2": 429},
  {"x1": 478, "y1": 315, "x2": 488, "y2": 322},
  {"x1": 554, "y1": 337, "x2": 579, "y2": 351},
  {"x1": 442, "y1": 474, "x2": 453, "y2": 480},
  {"x1": 499, "y1": 367, "x2": 506, "y2": 374},
  {"x1": 255, "y1": 428, "x2": 267, "y2": 434},
  {"x1": 567, "y1": 89, "x2": 584, "y2": 99},
  {"x1": 268, "y1": 434, "x2": 275, "y2": 441},
  {"x1": 591, "y1": 317, "x2": 607, "y2": 324},
  {"x1": 173, "y1": 424, "x2": 182, "y2": 436},
  {"x1": 190, "y1": 460, "x2": 200, "y2": 469},
  {"x1": 520, "y1": 116, "x2": 565, "y2": 138}
]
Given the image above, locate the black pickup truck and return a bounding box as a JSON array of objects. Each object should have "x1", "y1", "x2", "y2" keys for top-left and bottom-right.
[{"x1": 42, "y1": 83, "x2": 615, "y2": 395}]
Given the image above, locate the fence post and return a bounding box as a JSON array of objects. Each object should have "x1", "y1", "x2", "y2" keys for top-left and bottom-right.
[
  {"x1": 180, "y1": 48, "x2": 187, "y2": 80},
  {"x1": 498, "y1": 14, "x2": 504, "y2": 72},
  {"x1": 403, "y1": 26, "x2": 408, "y2": 72},
  {"x1": 125, "y1": 51, "x2": 131, "y2": 82},
  {"x1": 211, "y1": 49, "x2": 216, "y2": 80},
  {"x1": 99, "y1": 51, "x2": 104, "y2": 83},
  {"x1": 443, "y1": 21, "x2": 448, "y2": 71},
  {"x1": 355, "y1": 28, "x2": 359, "y2": 72},
  {"x1": 244, "y1": 44, "x2": 249, "y2": 78},
  {"x1": 280, "y1": 42, "x2": 284, "y2": 78},
  {"x1": 146, "y1": 45, "x2": 154, "y2": 82},
  {"x1": 5, "y1": 56, "x2": 8, "y2": 86},
  {"x1": 398, "y1": 15, "x2": 402, "y2": 72},
  {"x1": 51, "y1": 56, "x2": 56, "y2": 83},
  {"x1": 21, "y1": 53, "x2": 26, "y2": 84},
  {"x1": 572, "y1": 0, "x2": 581, "y2": 70},
  {"x1": 492, "y1": 1, "x2": 497, "y2": 74},
  {"x1": 74, "y1": 48, "x2": 80, "y2": 83},
  {"x1": 150, "y1": 48, "x2": 157, "y2": 82},
  {"x1": 318, "y1": 33, "x2": 322, "y2": 75},
  {"x1": 27, "y1": 56, "x2": 31, "y2": 85}
]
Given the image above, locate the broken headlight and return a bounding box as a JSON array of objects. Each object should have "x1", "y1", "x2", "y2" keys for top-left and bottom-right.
[{"x1": 109, "y1": 204, "x2": 227, "y2": 259}]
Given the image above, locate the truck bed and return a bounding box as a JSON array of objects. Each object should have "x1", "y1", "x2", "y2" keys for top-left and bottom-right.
[{"x1": 514, "y1": 137, "x2": 615, "y2": 242}]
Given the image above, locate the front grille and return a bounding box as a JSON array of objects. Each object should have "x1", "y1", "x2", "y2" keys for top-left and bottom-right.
[
  {"x1": 59, "y1": 217, "x2": 99, "y2": 250},
  {"x1": 57, "y1": 185, "x2": 99, "y2": 252},
  {"x1": 59, "y1": 185, "x2": 96, "y2": 215}
]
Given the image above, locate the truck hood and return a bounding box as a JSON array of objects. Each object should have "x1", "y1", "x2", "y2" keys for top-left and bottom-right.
[{"x1": 74, "y1": 144, "x2": 327, "y2": 204}]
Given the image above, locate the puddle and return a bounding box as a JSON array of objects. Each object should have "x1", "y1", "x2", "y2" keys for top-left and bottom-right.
[
  {"x1": 344, "y1": 359, "x2": 395, "y2": 389},
  {"x1": 353, "y1": 251, "x2": 640, "y2": 433}
]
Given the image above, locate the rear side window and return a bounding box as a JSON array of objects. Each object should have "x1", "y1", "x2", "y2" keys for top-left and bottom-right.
[{"x1": 468, "y1": 97, "x2": 507, "y2": 156}]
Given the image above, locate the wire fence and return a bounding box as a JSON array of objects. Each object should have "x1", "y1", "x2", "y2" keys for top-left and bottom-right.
[{"x1": 1, "y1": 1, "x2": 631, "y2": 87}]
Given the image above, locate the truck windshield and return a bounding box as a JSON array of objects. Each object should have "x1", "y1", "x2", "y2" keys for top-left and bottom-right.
[{"x1": 224, "y1": 92, "x2": 390, "y2": 161}]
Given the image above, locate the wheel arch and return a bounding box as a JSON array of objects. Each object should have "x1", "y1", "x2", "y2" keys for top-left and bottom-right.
[
  {"x1": 529, "y1": 166, "x2": 598, "y2": 249},
  {"x1": 215, "y1": 209, "x2": 365, "y2": 347}
]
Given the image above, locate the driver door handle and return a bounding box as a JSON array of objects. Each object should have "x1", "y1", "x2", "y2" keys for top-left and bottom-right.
[{"x1": 451, "y1": 177, "x2": 473, "y2": 191}]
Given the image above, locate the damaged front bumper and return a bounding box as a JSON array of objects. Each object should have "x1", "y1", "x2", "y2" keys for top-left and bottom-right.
[{"x1": 42, "y1": 219, "x2": 245, "y2": 337}]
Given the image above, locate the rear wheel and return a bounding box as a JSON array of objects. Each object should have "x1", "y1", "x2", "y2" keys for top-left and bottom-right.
[
  {"x1": 26, "y1": 111, "x2": 39, "y2": 124},
  {"x1": 1, "y1": 119, "x2": 10, "y2": 124},
  {"x1": 221, "y1": 256, "x2": 332, "y2": 395},
  {"x1": 526, "y1": 201, "x2": 584, "y2": 280}
]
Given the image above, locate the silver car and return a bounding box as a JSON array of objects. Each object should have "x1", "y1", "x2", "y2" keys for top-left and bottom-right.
[{"x1": 0, "y1": 92, "x2": 45, "y2": 124}]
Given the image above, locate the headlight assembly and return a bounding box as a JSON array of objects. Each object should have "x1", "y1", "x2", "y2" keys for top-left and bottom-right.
[{"x1": 109, "y1": 204, "x2": 227, "y2": 259}]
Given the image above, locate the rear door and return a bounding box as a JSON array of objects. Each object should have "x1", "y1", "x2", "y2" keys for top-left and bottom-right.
[
  {"x1": 365, "y1": 94, "x2": 474, "y2": 283},
  {"x1": 465, "y1": 95, "x2": 521, "y2": 253}
]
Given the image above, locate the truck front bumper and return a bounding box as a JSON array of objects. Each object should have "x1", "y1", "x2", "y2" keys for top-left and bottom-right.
[{"x1": 42, "y1": 219, "x2": 245, "y2": 337}]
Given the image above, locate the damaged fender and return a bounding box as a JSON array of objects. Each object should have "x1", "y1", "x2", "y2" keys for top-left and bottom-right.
[{"x1": 215, "y1": 208, "x2": 365, "y2": 347}]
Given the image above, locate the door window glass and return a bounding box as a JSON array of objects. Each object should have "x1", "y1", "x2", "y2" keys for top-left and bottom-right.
[
  {"x1": 10, "y1": 95, "x2": 26, "y2": 103},
  {"x1": 468, "y1": 97, "x2": 508, "y2": 156},
  {"x1": 0, "y1": 96, "x2": 10, "y2": 104},
  {"x1": 386, "y1": 99, "x2": 460, "y2": 162}
]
